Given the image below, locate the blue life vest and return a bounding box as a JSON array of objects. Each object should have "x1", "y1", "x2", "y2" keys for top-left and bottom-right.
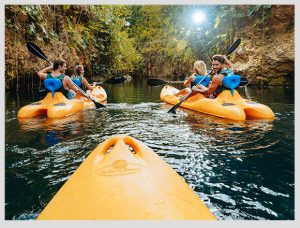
[
  {"x1": 72, "y1": 78, "x2": 82, "y2": 87},
  {"x1": 222, "y1": 75, "x2": 241, "y2": 95},
  {"x1": 71, "y1": 75, "x2": 87, "y2": 91},
  {"x1": 44, "y1": 78, "x2": 63, "y2": 97},
  {"x1": 193, "y1": 74, "x2": 210, "y2": 87}
]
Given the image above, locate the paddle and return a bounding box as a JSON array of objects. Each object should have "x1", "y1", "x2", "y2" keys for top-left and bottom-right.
[
  {"x1": 27, "y1": 42, "x2": 105, "y2": 108},
  {"x1": 239, "y1": 77, "x2": 248, "y2": 86},
  {"x1": 167, "y1": 38, "x2": 241, "y2": 114},
  {"x1": 103, "y1": 76, "x2": 126, "y2": 84},
  {"x1": 93, "y1": 76, "x2": 127, "y2": 85},
  {"x1": 225, "y1": 38, "x2": 241, "y2": 57},
  {"x1": 167, "y1": 69, "x2": 213, "y2": 114},
  {"x1": 148, "y1": 77, "x2": 248, "y2": 87},
  {"x1": 147, "y1": 78, "x2": 185, "y2": 86}
]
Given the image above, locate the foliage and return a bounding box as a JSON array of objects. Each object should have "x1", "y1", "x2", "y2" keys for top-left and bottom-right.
[
  {"x1": 129, "y1": 5, "x2": 196, "y2": 76},
  {"x1": 4, "y1": 4, "x2": 288, "y2": 89}
]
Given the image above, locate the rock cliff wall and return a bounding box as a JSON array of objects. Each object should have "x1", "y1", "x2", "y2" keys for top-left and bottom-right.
[{"x1": 232, "y1": 5, "x2": 294, "y2": 86}]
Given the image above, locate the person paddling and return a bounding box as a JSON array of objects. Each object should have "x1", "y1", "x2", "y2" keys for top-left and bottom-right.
[
  {"x1": 71, "y1": 64, "x2": 96, "y2": 93},
  {"x1": 37, "y1": 58, "x2": 91, "y2": 99},
  {"x1": 175, "y1": 60, "x2": 209, "y2": 99},
  {"x1": 191, "y1": 54, "x2": 237, "y2": 98},
  {"x1": 183, "y1": 60, "x2": 208, "y2": 87}
]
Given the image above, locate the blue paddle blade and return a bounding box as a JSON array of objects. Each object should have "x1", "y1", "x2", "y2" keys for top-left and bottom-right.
[
  {"x1": 222, "y1": 75, "x2": 241, "y2": 95},
  {"x1": 72, "y1": 78, "x2": 82, "y2": 87},
  {"x1": 44, "y1": 79, "x2": 63, "y2": 97},
  {"x1": 194, "y1": 75, "x2": 210, "y2": 86}
]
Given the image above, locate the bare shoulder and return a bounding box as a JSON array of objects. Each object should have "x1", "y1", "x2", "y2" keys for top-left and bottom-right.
[
  {"x1": 212, "y1": 74, "x2": 224, "y2": 84},
  {"x1": 216, "y1": 74, "x2": 225, "y2": 80},
  {"x1": 62, "y1": 75, "x2": 72, "y2": 84},
  {"x1": 38, "y1": 72, "x2": 47, "y2": 80}
]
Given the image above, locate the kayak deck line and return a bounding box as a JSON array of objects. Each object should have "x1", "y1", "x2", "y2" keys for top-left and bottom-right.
[{"x1": 37, "y1": 135, "x2": 216, "y2": 220}]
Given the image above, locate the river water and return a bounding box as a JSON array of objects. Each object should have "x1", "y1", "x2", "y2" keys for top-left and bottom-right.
[{"x1": 5, "y1": 79, "x2": 294, "y2": 220}]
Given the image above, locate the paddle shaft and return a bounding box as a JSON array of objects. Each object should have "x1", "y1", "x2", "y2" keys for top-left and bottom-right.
[
  {"x1": 167, "y1": 70, "x2": 212, "y2": 114},
  {"x1": 148, "y1": 77, "x2": 247, "y2": 87}
]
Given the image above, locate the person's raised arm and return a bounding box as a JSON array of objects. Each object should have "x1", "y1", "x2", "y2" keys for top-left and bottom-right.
[
  {"x1": 223, "y1": 55, "x2": 237, "y2": 73},
  {"x1": 37, "y1": 65, "x2": 53, "y2": 80}
]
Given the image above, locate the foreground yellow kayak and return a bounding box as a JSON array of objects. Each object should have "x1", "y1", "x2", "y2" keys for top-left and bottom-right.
[
  {"x1": 160, "y1": 85, "x2": 275, "y2": 121},
  {"x1": 75, "y1": 85, "x2": 107, "y2": 109},
  {"x1": 37, "y1": 135, "x2": 216, "y2": 220},
  {"x1": 18, "y1": 92, "x2": 84, "y2": 119}
]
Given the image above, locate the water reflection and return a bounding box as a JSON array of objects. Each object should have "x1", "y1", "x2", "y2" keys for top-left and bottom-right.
[
  {"x1": 16, "y1": 108, "x2": 110, "y2": 146},
  {"x1": 18, "y1": 112, "x2": 84, "y2": 131},
  {"x1": 168, "y1": 107, "x2": 277, "y2": 153}
]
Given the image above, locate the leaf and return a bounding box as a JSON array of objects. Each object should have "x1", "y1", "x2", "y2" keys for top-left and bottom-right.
[
  {"x1": 248, "y1": 5, "x2": 261, "y2": 16},
  {"x1": 214, "y1": 16, "x2": 220, "y2": 29},
  {"x1": 63, "y1": 5, "x2": 70, "y2": 11}
]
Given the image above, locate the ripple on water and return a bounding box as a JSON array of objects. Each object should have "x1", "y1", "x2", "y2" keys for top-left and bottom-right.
[
  {"x1": 210, "y1": 193, "x2": 237, "y2": 206},
  {"x1": 259, "y1": 186, "x2": 290, "y2": 198},
  {"x1": 241, "y1": 200, "x2": 278, "y2": 217},
  {"x1": 13, "y1": 211, "x2": 38, "y2": 220}
]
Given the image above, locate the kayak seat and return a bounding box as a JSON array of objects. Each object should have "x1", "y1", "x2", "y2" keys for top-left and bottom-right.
[
  {"x1": 44, "y1": 78, "x2": 63, "y2": 98},
  {"x1": 221, "y1": 102, "x2": 236, "y2": 106},
  {"x1": 246, "y1": 101, "x2": 258, "y2": 104},
  {"x1": 53, "y1": 102, "x2": 67, "y2": 106},
  {"x1": 222, "y1": 75, "x2": 241, "y2": 95},
  {"x1": 31, "y1": 102, "x2": 42, "y2": 105}
]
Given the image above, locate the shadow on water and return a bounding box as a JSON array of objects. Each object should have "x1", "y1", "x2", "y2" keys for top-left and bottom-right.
[{"x1": 5, "y1": 80, "x2": 294, "y2": 220}]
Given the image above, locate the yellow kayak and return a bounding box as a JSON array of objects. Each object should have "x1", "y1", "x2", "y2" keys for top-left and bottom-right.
[
  {"x1": 17, "y1": 92, "x2": 84, "y2": 119},
  {"x1": 160, "y1": 85, "x2": 275, "y2": 121},
  {"x1": 18, "y1": 86, "x2": 107, "y2": 118},
  {"x1": 75, "y1": 85, "x2": 107, "y2": 109},
  {"x1": 37, "y1": 135, "x2": 216, "y2": 220}
]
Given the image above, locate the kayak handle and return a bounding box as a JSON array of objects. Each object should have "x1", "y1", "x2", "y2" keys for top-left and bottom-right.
[{"x1": 98, "y1": 135, "x2": 144, "y2": 156}]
